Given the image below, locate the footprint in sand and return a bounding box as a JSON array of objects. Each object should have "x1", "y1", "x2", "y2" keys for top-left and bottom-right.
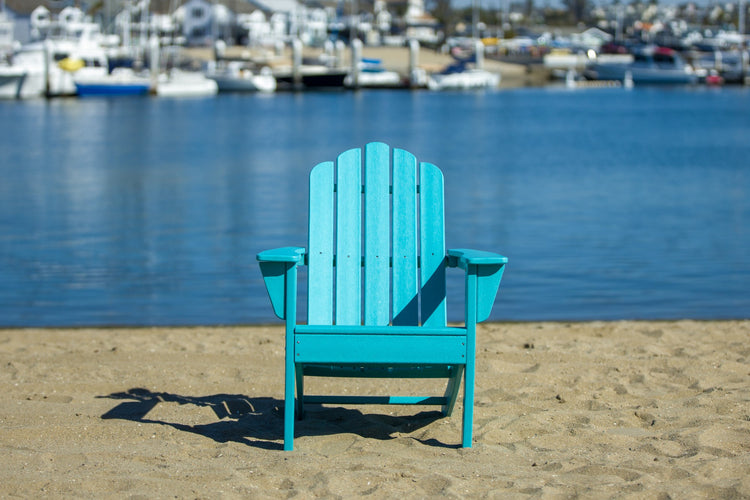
[{"x1": 26, "y1": 394, "x2": 73, "y2": 403}]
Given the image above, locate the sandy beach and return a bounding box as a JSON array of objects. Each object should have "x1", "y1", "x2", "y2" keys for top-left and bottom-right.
[{"x1": 1, "y1": 320, "x2": 748, "y2": 497}]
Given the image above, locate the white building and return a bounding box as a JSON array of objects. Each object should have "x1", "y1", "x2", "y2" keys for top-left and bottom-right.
[
  {"x1": 404, "y1": 0, "x2": 440, "y2": 46},
  {"x1": 240, "y1": 0, "x2": 329, "y2": 47},
  {"x1": 179, "y1": 0, "x2": 213, "y2": 46},
  {"x1": 406, "y1": 0, "x2": 425, "y2": 20},
  {"x1": 237, "y1": 10, "x2": 272, "y2": 46}
]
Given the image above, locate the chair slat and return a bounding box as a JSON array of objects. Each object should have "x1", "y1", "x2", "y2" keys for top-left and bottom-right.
[
  {"x1": 419, "y1": 162, "x2": 447, "y2": 327},
  {"x1": 308, "y1": 161, "x2": 335, "y2": 325},
  {"x1": 335, "y1": 148, "x2": 362, "y2": 325},
  {"x1": 364, "y1": 143, "x2": 391, "y2": 325},
  {"x1": 392, "y1": 148, "x2": 418, "y2": 325}
]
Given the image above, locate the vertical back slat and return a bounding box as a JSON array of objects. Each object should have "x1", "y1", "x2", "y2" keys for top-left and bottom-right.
[
  {"x1": 335, "y1": 148, "x2": 362, "y2": 325},
  {"x1": 419, "y1": 162, "x2": 447, "y2": 327},
  {"x1": 364, "y1": 143, "x2": 391, "y2": 325},
  {"x1": 392, "y1": 148, "x2": 419, "y2": 325},
  {"x1": 308, "y1": 161, "x2": 335, "y2": 325}
]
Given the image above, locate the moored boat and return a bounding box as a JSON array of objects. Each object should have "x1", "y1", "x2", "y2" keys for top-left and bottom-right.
[
  {"x1": 0, "y1": 66, "x2": 27, "y2": 99},
  {"x1": 2, "y1": 7, "x2": 112, "y2": 99},
  {"x1": 585, "y1": 46, "x2": 697, "y2": 85},
  {"x1": 692, "y1": 50, "x2": 748, "y2": 85},
  {"x1": 0, "y1": 13, "x2": 27, "y2": 98},
  {"x1": 345, "y1": 57, "x2": 406, "y2": 89},
  {"x1": 427, "y1": 42, "x2": 500, "y2": 91},
  {"x1": 0, "y1": 38, "x2": 109, "y2": 98},
  {"x1": 428, "y1": 68, "x2": 500, "y2": 90},
  {"x1": 427, "y1": 60, "x2": 500, "y2": 91},
  {"x1": 155, "y1": 69, "x2": 218, "y2": 97},
  {"x1": 274, "y1": 65, "x2": 348, "y2": 90},
  {"x1": 205, "y1": 61, "x2": 276, "y2": 93},
  {"x1": 74, "y1": 67, "x2": 151, "y2": 96}
]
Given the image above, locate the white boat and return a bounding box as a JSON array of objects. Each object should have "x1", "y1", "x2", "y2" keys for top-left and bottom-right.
[
  {"x1": 345, "y1": 58, "x2": 405, "y2": 89},
  {"x1": 0, "y1": 13, "x2": 26, "y2": 98},
  {"x1": 0, "y1": 23, "x2": 109, "y2": 98},
  {"x1": 0, "y1": 40, "x2": 107, "y2": 98},
  {"x1": 205, "y1": 61, "x2": 275, "y2": 93},
  {"x1": 427, "y1": 43, "x2": 500, "y2": 91},
  {"x1": 0, "y1": 12, "x2": 26, "y2": 98},
  {"x1": 156, "y1": 69, "x2": 218, "y2": 97},
  {"x1": 585, "y1": 46, "x2": 697, "y2": 85},
  {"x1": 75, "y1": 67, "x2": 151, "y2": 97},
  {"x1": 0, "y1": 65, "x2": 27, "y2": 99},
  {"x1": 693, "y1": 50, "x2": 748, "y2": 84},
  {"x1": 427, "y1": 66, "x2": 500, "y2": 90},
  {"x1": 273, "y1": 64, "x2": 348, "y2": 90}
]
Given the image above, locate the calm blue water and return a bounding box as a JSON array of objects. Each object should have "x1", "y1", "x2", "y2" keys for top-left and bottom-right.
[{"x1": 1, "y1": 87, "x2": 749, "y2": 327}]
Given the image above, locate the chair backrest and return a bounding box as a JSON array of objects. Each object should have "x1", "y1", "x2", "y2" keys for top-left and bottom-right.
[{"x1": 307, "y1": 142, "x2": 447, "y2": 327}]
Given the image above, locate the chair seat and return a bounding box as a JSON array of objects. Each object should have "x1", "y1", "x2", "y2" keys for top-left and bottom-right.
[
  {"x1": 294, "y1": 329, "x2": 467, "y2": 365},
  {"x1": 295, "y1": 325, "x2": 467, "y2": 336},
  {"x1": 300, "y1": 363, "x2": 459, "y2": 379}
]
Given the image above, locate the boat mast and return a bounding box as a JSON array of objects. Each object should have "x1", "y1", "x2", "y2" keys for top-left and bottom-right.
[
  {"x1": 741, "y1": 0, "x2": 748, "y2": 80},
  {"x1": 472, "y1": 0, "x2": 479, "y2": 40},
  {"x1": 350, "y1": 0, "x2": 358, "y2": 42}
]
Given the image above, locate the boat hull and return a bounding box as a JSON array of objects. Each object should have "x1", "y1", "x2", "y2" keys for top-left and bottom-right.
[
  {"x1": 586, "y1": 47, "x2": 698, "y2": 85},
  {"x1": 345, "y1": 70, "x2": 406, "y2": 89},
  {"x1": 427, "y1": 69, "x2": 500, "y2": 90},
  {"x1": 587, "y1": 64, "x2": 698, "y2": 84},
  {"x1": 0, "y1": 70, "x2": 27, "y2": 99},
  {"x1": 156, "y1": 70, "x2": 218, "y2": 97},
  {"x1": 74, "y1": 68, "x2": 152, "y2": 97},
  {"x1": 75, "y1": 82, "x2": 150, "y2": 96},
  {"x1": 209, "y1": 74, "x2": 276, "y2": 93},
  {"x1": 274, "y1": 67, "x2": 348, "y2": 90}
]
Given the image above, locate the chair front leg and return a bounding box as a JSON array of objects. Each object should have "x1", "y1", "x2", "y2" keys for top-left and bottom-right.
[
  {"x1": 462, "y1": 264, "x2": 478, "y2": 448},
  {"x1": 283, "y1": 264, "x2": 298, "y2": 451},
  {"x1": 284, "y1": 358, "x2": 296, "y2": 451}
]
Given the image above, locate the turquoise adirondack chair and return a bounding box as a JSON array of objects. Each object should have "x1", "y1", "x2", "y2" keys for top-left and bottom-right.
[{"x1": 257, "y1": 142, "x2": 507, "y2": 451}]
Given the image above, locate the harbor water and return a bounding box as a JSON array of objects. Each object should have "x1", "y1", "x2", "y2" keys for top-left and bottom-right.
[{"x1": 1, "y1": 86, "x2": 749, "y2": 326}]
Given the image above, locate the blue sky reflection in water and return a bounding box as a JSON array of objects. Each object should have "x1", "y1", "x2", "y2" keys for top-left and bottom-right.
[{"x1": 0, "y1": 87, "x2": 748, "y2": 326}]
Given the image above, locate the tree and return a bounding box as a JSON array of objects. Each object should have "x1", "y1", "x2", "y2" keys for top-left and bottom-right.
[
  {"x1": 427, "y1": 0, "x2": 458, "y2": 35},
  {"x1": 563, "y1": 0, "x2": 588, "y2": 23}
]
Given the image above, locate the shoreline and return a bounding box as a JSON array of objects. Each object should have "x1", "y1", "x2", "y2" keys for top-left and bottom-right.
[
  {"x1": 184, "y1": 44, "x2": 550, "y2": 88},
  {"x1": 3, "y1": 315, "x2": 748, "y2": 329},
  {"x1": 2, "y1": 319, "x2": 748, "y2": 497}
]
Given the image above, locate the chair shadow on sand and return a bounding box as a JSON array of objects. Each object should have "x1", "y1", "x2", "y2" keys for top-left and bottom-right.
[{"x1": 98, "y1": 388, "x2": 453, "y2": 451}]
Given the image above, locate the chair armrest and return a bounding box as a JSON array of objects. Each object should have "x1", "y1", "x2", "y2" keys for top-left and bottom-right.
[
  {"x1": 257, "y1": 247, "x2": 306, "y2": 319},
  {"x1": 257, "y1": 247, "x2": 306, "y2": 263},
  {"x1": 447, "y1": 248, "x2": 508, "y2": 323},
  {"x1": 447, "y1": 248, "x2": 508, "y2": 268}
]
